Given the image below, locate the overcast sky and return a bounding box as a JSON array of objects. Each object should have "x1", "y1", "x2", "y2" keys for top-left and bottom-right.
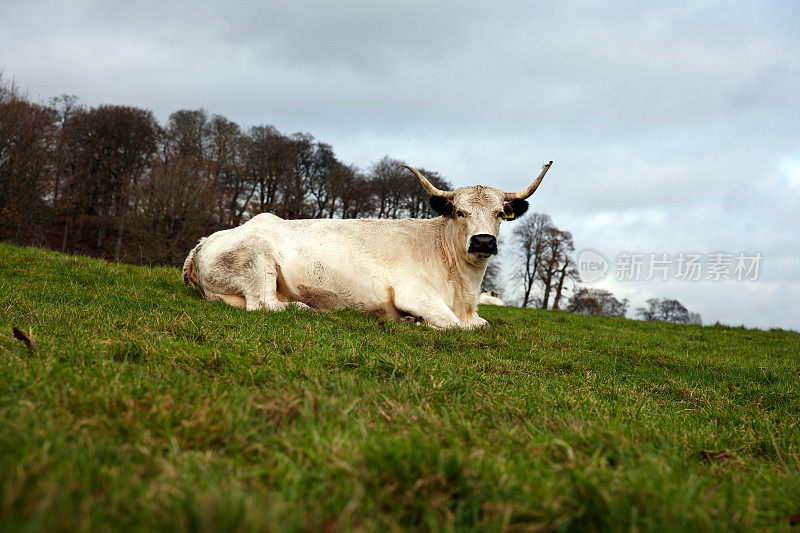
[{"x1": 2, "y1": 0, "x2": 798, "y2": 329}]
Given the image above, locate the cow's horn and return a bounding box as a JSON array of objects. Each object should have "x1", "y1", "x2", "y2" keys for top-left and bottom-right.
[
  {"x1": 504, "y1": 161, "x2": 553, "y2": 201},
  {"x1": 402, "y1": 164, "x2": 454, "y2": 199}
]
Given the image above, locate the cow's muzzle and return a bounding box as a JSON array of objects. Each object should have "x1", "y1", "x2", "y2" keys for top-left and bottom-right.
[{"x1": 468, "y1": 234, "x2": 498, "y2": 255}]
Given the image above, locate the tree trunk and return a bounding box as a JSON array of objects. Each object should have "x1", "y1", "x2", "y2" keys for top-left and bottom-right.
[
  {"x1": 113, "y1": 215, "x2": 126, "y2": 261},
  {"x1": 96, "y1": 219, "x2": 106, "y2": 249},
  {"x1": 522, "y1": 274, "x2": 535, "y2": 307},
  {"x1": 73, "y1": 215, "x2": 85, "y2": 253},
  {"x1": 552, "y1": 265, "x2": 568, "y2": 310},
  {"x1": 540, "y1": 272, "x2": 553, "y2": 309},
  {"x1": 61, "y1": 217, "x2": 71, "y2": 252},
  {"x1": 522, "y1": 250, "x2": 540, "y2": 308},
  {"x1": 53, "y1": 174, "x2": 60, "y2": 207}
]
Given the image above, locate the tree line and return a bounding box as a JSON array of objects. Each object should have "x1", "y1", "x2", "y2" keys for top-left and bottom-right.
[{"x1": 1, "y1": 81, "x2": 450, "y2": 265}]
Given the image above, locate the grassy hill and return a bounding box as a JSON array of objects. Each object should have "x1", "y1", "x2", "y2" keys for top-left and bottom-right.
[{"x1": 1, "y1": 242, "x2": 799, "y2": 531}]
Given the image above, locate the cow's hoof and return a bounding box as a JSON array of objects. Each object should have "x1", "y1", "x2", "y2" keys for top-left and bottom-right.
[
  {"x1": 467, "y1": 318, "x2": 490, "y2": 329},
  {"x1": 290, "y1": 302, "x2": 314, "y2": 312}
]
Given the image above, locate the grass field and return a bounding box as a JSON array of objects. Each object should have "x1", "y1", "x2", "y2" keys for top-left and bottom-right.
[{"x1": 1, "y1": 242, "x2": 799, "y2": 531}]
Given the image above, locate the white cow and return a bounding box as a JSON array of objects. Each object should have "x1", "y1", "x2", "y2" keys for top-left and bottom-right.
[
  {"x1": 479, "y1": 291, "x2": 505, "y2": 306},
  {"x1": 182, "y1": 162, "x2": 552, "y2": 329}
]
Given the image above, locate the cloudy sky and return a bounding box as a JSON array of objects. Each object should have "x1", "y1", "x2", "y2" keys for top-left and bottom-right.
[{"x1": 2, "y1": 0, "x2": 798, "y2": 329}]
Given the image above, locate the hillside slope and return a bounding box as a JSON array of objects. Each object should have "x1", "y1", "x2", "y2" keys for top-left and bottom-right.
[{"x1": 1, "y1": 243, "x2": 799, "y2": 531}]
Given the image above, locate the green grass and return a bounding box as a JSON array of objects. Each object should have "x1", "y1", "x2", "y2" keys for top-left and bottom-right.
[{"x1": 1, "y1": 242, "x2": 799, "y2": 532}]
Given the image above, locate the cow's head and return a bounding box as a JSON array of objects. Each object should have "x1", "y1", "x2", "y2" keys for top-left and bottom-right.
[{"x1": 402, "y1": 162, "x2": 553, "y2": 261}]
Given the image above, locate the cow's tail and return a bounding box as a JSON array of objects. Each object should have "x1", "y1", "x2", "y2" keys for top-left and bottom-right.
[{"x1": 181, "y1": 237, "x2": 206, "y2": 290}]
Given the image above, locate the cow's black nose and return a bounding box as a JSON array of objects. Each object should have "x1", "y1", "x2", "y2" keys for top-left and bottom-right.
[{"x1": 468, "y1": 234, "x2": 498, "y2": 254}]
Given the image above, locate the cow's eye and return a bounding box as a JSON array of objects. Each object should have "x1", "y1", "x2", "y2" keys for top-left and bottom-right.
[{"x1": 456, "y1": 210, "x2": 465, "y2": 217}]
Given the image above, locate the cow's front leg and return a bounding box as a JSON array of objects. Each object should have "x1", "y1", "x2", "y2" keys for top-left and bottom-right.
[
  {"x1": 463, "y1": 315, "x2": 490, "y2": 329},
  {"x1": 242, "y1": 260, "x2": 294, "y2": 312},
  {"x1": 392, "y1": 287, "x2": 462, "y2": 329}
]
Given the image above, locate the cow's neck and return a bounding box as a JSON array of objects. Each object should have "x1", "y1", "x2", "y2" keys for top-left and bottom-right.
[{"x1": 437, "y1": 219, "x2": 488, "y2": 318}]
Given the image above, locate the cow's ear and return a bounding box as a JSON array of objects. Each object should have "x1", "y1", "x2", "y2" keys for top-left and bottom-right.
[
  {"x1": 503, "y1": 199, "x2": 529, "y2": 220},
  {"x1": 430, "y1": 196, "x2": 455, "y2": 217}
]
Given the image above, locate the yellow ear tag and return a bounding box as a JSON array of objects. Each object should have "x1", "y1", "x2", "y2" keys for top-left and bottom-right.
[{"x1": 503, "y1": 212, "x2": 515, "y2": 220}]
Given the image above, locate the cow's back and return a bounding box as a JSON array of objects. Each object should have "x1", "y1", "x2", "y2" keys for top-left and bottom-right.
[{"x1": 192, "y1": 214, "x2": 450, "y2": 316}]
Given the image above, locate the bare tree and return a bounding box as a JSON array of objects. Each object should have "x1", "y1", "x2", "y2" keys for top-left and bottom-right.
[
  {"x1": 48, "y1": 94, "x2": 80, "y2": 209},
  {"x1": 551, "y1": 258, "x2": 579, "y2": 310},
  {"x1": 167, "y1": 109, "x2": 208, "y2": 159},
  {"x1": 56, "y1": 104, "x2": 158, "y2": 256},
  {"x1": 658, "y1": 299, "x2": 690, "y2": 323},
  {"x1": 688, "y1": 312, "x2": 703, "y2": 325},
  {"x1": 539, "y1": 227, "x2": 577, "y2": 310},
  {"x1": 207, "y1": 114, "x2": 254, "y2": 226},
  {"x1": 636, "y1": 298, "x2": 691, "y2": 324},
  {"x1": 305, "y1": 141, "x2": 337, "y2": 218},
  {"x1": 242, "y1": 125, "x2": 292, "y2": 215},
  {"x1": 329, "y1": 162, "x2": 375, "y2": 219},
  {"x1": 368, "y1": 156, "x2": 406, "y2": 219},
  {"x1": 274, "y1": 132, "x2": 315, "y2": 219},
  {"x1": 568, "y1": 288, "x2": 629, "y2": 317},
  {"x1": 511, "y1": 213, "x2": 551, "y2": 307},
  {"x1": 135, "y1": 146, "x2": 221, "y2": 264}
]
